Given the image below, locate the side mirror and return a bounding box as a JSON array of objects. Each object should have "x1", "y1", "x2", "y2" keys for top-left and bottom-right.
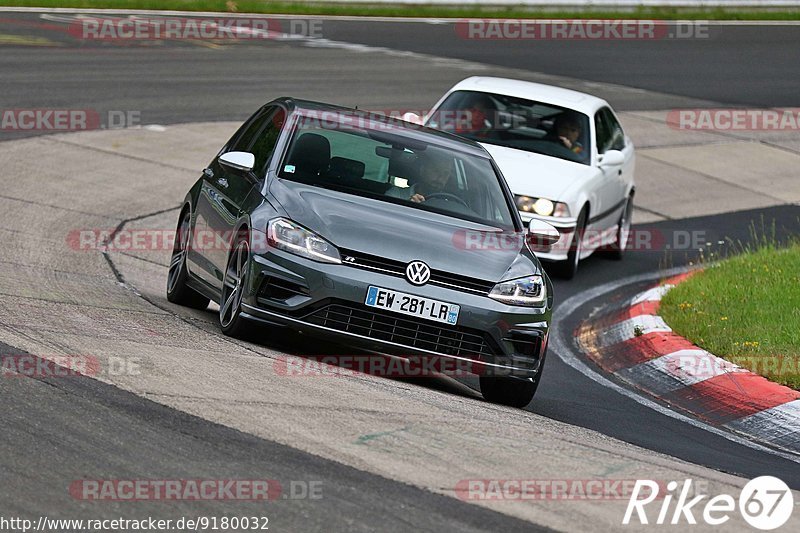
[
  {"x1": 528, "y1": 219, "x2": 561, "y2": 246},
  {"x1": 401, "y1": 112, "x2": 423, "y2": 125},
  {"x1": 598, "y1": 149, "x2": 624, "y2": 168},
  {"x1": 219, "y1": 151, "x2": 255, "y2": 172}
]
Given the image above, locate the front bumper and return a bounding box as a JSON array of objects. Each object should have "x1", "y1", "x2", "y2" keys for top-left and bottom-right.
[
  {"x1": 520, "y1": 212, "x2": 576, "y2": 262},
  {"x1": 241, "y1": 247, "x2": 551, "y2": 378}
]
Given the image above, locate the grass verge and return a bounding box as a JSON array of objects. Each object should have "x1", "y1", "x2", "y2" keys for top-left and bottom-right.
[
  {"x1": 660, "y1": 242, "x2": 800, "y2": 390},
  {"x1": 2, "y1": 1, "x2": 800, "y2": 20}
]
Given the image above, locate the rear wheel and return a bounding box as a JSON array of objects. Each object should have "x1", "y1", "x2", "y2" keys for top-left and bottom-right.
[
  {"x1": 219, "y1": 234, "x2": 250, "y2": 338},
  {"x1": 166, "y1": 208, "x2": 210, "y2": 310},
  {"x1": 549, "y1": 207, "x2": 587, "y2": 280}
]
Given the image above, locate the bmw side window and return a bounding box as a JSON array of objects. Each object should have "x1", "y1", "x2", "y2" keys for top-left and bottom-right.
[
  {"x1": 594, "y1": 112, "x2": 611, "y2": 154},
  {"x1": 602, "y1": 108, "x2": 626, "y2": 151}
]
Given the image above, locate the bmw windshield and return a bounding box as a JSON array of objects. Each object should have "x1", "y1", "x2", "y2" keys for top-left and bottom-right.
[
  {"x1": 428, "y1": 90, "x2": 592, "y2": 165},
  {"x1": 276, "y1": 111, "x2": 517, "y2": 230}
]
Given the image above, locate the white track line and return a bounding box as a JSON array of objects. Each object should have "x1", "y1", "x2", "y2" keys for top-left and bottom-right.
[{"x1": 551, "y1": 267, "x2": 800, "y2": 464}]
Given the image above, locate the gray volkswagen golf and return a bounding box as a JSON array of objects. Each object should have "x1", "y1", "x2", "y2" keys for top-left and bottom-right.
[{"x1": 167, "y1": 98, "x2": 559, "y2": 407}]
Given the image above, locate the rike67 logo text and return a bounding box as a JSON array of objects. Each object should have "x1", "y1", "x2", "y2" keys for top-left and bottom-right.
[{"x1": 624, "y1": 477, "x2": 793, "y2": 529}]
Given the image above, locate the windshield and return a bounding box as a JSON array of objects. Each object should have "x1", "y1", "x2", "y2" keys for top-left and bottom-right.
[
  {"x1": 427, "y1": 90, "x2": 591, "y2": 165},
  {"x1": 277, "y1": 113, "x2": 516, "y2": 230}
]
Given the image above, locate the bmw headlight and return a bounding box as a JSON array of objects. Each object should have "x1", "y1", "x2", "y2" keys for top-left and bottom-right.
[
  {"x1": 515, "y1": 195, "x2": 570, "y2": 217},
  {"x1": 267, "y1": 218, "x2": 341, "y2": 264},
  {"x1": 488, "y1": 275, "x2": 547, "y2": 307}
]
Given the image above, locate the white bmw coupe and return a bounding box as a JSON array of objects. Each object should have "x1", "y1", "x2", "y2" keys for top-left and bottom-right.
[{"x1": 408, "y1": 77, "x2": 636, "y2": 278}]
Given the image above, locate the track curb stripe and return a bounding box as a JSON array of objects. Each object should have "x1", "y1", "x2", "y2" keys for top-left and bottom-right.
[{"x1": 578, "y1": 270, "x2": 800, "y2": 454}]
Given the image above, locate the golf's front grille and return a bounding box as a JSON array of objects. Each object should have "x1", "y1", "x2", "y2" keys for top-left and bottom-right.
[
  {"x1": 339, "y1": 249, "x2": 495, "y2": 295},
  {"x1": 303, "y1": 302, "x2": 497, "y2": 359}
]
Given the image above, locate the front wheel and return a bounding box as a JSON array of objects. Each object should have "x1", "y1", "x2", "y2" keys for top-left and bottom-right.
[
  {"x1": 219, "y1": 234, "x2": 250, "y2": 338},
  {"x1": 549, "y1": 207, "x2": 587, "y2": 280},
  {"x1": 603, "y1": 195, "x2": 633, "y2": 261},
  {"x1": 479, "y1": 375, "x2": 541, "y2": 408}
]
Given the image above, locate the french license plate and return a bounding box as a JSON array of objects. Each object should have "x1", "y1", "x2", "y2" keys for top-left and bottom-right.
[{"x1": 365, "y1": 286, "x2": 460, "y2": 325}]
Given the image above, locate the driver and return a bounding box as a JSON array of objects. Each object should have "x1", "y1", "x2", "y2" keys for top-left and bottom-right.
[
  {"x1": 453, "y1": 93, "x2": 495, "y2": 137},
  {"x1": 549, "y1": 112, "x2": 584, "y2": 154},
  {"x1": 386, "y1": 155, "x2": 455, "y2": 203}
]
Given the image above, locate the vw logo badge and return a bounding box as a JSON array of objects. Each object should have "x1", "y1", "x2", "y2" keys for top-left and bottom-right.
[{"x1": 405, "y1": 260, "x2": 431, "y2": 286}]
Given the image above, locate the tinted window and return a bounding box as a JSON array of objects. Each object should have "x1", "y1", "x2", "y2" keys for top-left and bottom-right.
[
  {"x1": 250, "y1": 109, "x2": 285, "y2": 173},
  {"x1": 277, "y1": 114, "x2": 515, "y2": 230},
  {"x1": 229, "y1": 106, "x2": 285, "y2": 175},
  {"x1": 428, "y1": 90, "x2": 591, "y2": 165},
  {"x1": 231, "y1": 107, "x2": 274, "y2": 153}
]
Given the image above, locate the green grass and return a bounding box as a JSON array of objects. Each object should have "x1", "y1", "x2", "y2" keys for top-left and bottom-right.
[
  {"x1": 660, "y1": 243, "x2": 800, "y2": 390},
  {"x1": 3, "y1": 1, "x2": 800, "y2": 20}
]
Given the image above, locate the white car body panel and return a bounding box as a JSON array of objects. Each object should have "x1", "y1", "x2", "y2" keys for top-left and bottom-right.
[{"x1": 424, "y1": 76, "x2": 636, "y2": 263}]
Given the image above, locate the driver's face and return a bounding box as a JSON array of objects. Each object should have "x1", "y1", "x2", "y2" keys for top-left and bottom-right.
[
  {"x1": 420, "y1": 161, "x2": 453, "y2": 191},
  {"x1": 558, "y1": 122, "x2": 581, "y2": 142}
]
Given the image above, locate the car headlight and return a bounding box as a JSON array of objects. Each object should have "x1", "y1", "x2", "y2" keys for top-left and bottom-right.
[
  {"x1": 515, "y1": 195, "x2": 570, "y2": 217},
  {"x1": 267, "y1": 218, "x2": 341, "y2": 264},
  {"x1": 488, "y1": 275, "x2": 547, "y2": 307}
]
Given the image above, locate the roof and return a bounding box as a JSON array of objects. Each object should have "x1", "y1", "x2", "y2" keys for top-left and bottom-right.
[
  {"x1": 270, "y1": 97, "x2": 492, "y2": 158},
  {"x1": 446, "y1": 77, "x2": 609, "y2": 114}
]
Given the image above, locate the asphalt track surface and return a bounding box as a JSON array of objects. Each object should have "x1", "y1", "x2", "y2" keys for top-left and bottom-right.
[
  {"x1": 315, "y1": 19, "x2": 800, "y2": 109},
  {"x1": 2, "y1": 10, "x2": 800, "y2": 531}
]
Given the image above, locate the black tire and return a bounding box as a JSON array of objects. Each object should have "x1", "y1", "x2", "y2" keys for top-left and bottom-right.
[
  {"x1": 166, "y1": 208, "x2": 210, "y2": 310},
  {"x1": 479, "y1": 374, "x2": 541, "y2": 408},
  {"x1": 219, "y1": 232, "x2": 250, "y2": 338},
  {"x1": 549, "y1": 207, "x2": 587, "y2": 280},
  {"x1": 603, "y1": 195, "x2": 633, "y2": 261}
]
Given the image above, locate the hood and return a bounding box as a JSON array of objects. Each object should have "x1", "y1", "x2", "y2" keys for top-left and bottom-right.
[
  {"x1": 269, "y1": 179, "x2": 541, "y2": 283},
  {"x1": 480, "y1": 143, "x2": 594, "y2": 201}
]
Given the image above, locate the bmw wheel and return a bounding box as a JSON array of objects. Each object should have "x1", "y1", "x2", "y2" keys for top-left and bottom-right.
[
  {"x1": 605, "y1": 195, "x2": 633, "y2": 261},
  {"x1": 550, "y1": 207, "x2": 587, "y2": 280}
]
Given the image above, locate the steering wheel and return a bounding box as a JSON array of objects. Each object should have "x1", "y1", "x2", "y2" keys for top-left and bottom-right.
[{"x1": 424, "y1": 192, "x2": 469, "y2": 209}]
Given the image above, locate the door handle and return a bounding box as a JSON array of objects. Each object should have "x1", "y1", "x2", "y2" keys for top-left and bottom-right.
[
  {"x1": 203, "y1": 167, "x2": 214, "y2": 178},
  {"x1": 217, "y1": 178, "x2": 229, "y2": 188}
]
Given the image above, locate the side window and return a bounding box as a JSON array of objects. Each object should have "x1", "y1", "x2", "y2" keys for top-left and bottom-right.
[
  {"x1": 228, "y1": 106, "x2": 285, "y2": 176},
  {"x1": 230, "y1": 106, "x2": 274, "y2": 153},
  {"x1": 250, "y1": 109, "x2": 285, "y2": 174},
  {"x1": 602, "y1": 108, "x2": 626, "y2": 151},
  {"x1": 594, "y1": 111, "x2": 611, "y2": 154}
]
